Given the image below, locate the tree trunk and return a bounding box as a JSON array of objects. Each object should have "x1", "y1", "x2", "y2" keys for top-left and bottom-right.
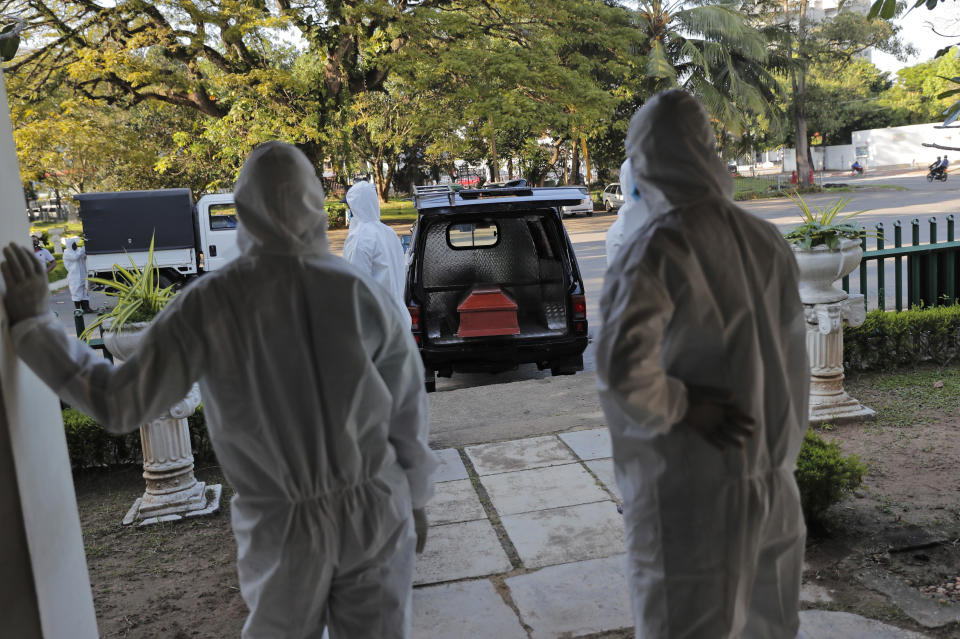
[
  {"x1": 489, "y1": 135, "x2": 499, "y2": 182},
  {"x1": 507, "y1": 157, "x2": 514, "y2": 180},
  {"x1": 580, "y1": 134, "x2": 592, "y2": 186},
  {"x1": 546, "y1": 142, "x2": 562, "y2": 186},
  {"x1": 791, "y1": 0, "x2": 810, "y2": 186},
  {"x1": 570, "y1": 139, "x2": 581, "y2": 185},
  {"x1": 373, "y1": 158, "x2": 390, "y2": 203}
]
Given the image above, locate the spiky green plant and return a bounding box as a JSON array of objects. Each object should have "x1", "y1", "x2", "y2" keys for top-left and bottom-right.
[
  {"x1": 783, "y1": 193, "x2": 868, "y2": 250},
  {"x1": 80, "y1": 235, "x2": 175, "y2": 341}
]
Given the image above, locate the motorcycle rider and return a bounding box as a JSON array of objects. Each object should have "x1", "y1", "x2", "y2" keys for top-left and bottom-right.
[
  {"x1": 939, "y1": 155, "x2": 950, "y2": 177},
  {"x1": 851, "y1": 160, "x2": 863, "y2": 176},
  {"x1": 929, "y1": 156, "x2": 941, "y2": 173}
]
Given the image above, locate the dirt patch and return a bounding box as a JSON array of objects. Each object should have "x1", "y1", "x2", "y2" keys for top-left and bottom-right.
[
  {"x1": 76, "y1": 465, "x2": 246, "y2": 637},
  {"x1": 800, "y1": 365, "x2": 960, "y2": 637}
]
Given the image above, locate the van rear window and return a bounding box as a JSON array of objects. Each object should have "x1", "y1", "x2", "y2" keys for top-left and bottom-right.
[{"x1": 447, "y1": 221, "x2": 499, "y2": 249}]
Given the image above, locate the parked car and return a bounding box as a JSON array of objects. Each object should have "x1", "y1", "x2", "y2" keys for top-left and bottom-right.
[
  {"x1": 602, "y1": 183, "x2": 623, "y2": 212},
  {"x1": 559, "y1": 186, "x2": 594, "y2": 217},
  {"x1": 407, "y1": 184, "x2": 590, "y2": 391}
]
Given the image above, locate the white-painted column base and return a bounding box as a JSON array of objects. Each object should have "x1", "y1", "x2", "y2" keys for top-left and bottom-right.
[
  {"x1": 121, "y1": 384, "x2": 222, "y2": 526},
  {"x1": 804, "y1": 294, "x2": 875, "y2": 425}
]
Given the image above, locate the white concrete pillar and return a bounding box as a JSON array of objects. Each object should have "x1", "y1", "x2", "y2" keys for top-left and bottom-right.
[{"x1": 0, "y1": 70, "x2": 99, "y2": 638}]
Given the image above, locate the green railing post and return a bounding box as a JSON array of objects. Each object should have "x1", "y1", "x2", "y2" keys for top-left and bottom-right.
[
  {"x1": 876, "y1": 223, "x2": 885, "y2": 310},
  {"x1": 930, "y1": 217, "x2": 939, "y2": 306},
  {"x1": 860, "y1": 234, "x2": 868, "y2": 308},
  {"x1": 911, "y1": 219, "x2": 921, "y2": 306},
  {"x1": 949, "y1": 215, "x2": 956, "y2": 304},
  {"x1": 895, "y1": 221, "x2": 903, "y2": 311}
]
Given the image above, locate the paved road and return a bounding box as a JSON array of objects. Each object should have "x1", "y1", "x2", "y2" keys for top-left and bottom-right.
[{"x1": 49, "y1": 170, "x2": 960, "y2": 390}]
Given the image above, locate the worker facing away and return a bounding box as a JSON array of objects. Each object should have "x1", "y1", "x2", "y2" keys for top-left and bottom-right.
[
  {"x1": 596, "y1": 90, "x2": 809, "y2": 638},
  {"x1": 62, "y1": 236, "x2": 93, "y2": 313},
  {"x1": 1, "y1": 142, "x2": 438, "y2": 639},
  {"x1": 342, "y1": 180, "x2": 408, "y2": 317},
  {"x1": 605, "y1": 157, "x2": 649, "y2": 267}
]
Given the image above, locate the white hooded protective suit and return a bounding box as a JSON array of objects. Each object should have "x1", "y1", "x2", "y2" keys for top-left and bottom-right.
[
  {"x1": 342, "y1": 181, "x2": 407, "y2": 316},
  {"x1": 61, "y1": 237, "x2": 88, "y2": 302},
  {"x1": 596, "y1": 90, "x2": 809, "y2": 639},
  {"x1": 11, "y1": 142, "x2": 438, "y2": 639},
  {"x1": 605, "y1": 159, "x2": 649, "y2": 266}
]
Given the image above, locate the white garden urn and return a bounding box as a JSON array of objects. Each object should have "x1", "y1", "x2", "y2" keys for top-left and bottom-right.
[
  {"x1": 103, "y1": 321, "x2": 221, "y2": 525},
  {"x1": 792, "y1": 238, "x2": 875, "y2": 424}
]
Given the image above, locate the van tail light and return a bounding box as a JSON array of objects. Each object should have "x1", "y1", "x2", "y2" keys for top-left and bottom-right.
[
  {"x1": 409, "y1": 304, "x2": 423, "y2": 346},
  {"x1": 572, "y1": 295, "x2": 587, "y2": 320},
  {"x1": 571, "y1": 294, "x2": 588, "y2": 335},
  {"x1": 409, "y1": 305, "x2": 421, "y2": 331}
]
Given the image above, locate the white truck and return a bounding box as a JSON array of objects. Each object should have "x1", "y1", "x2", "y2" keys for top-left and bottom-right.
[{"x1": 74, "y1": 189, "x2": 240, "y2": 287}]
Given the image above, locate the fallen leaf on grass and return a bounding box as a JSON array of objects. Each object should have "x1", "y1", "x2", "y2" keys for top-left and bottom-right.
[{"x1": 933, "y1": 380, "x2": 945, "y2": 388}]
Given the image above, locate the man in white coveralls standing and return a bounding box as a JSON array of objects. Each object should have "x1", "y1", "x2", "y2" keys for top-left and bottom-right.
[
  {"x1": 596, "y1": 90, "x2": 809, "y2": 638},
  {"x1": 1, "y1": 142, "x2": 438, "y2": 639}
]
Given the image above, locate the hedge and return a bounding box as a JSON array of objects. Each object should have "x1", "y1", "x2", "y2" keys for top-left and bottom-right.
[
  {"x1": 326, "y1": 202, "x2": 347, "y2": 229},
  {"x1": 63, "y1": 405, "x2": 215, "y2": 470},
  {"x1": 844, "y1": 304, "x2": 960, "y2": 372}
]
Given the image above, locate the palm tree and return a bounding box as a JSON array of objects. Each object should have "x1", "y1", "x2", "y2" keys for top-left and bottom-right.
[{"x1": 633, "y1": 0, "x2": 784, "y2": 135}]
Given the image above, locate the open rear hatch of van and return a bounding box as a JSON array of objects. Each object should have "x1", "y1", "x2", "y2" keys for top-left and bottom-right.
[{"x1": 416, "y1": 211, "x2": 574, "y2": 345}]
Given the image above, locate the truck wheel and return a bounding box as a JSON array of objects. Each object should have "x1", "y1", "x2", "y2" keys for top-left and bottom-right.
[{"x1": 157, "y1": 274, "x2": 174, "y2": 290}]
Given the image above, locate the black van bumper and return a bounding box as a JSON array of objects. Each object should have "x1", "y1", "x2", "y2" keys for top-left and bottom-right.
[{"x1": 420, "y1": 334, "x2": 589, "y2": 375}]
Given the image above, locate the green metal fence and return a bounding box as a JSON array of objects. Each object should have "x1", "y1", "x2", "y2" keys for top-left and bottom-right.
[{"x1": 842, "y1": 216, "x2": 960, "y2": 311}]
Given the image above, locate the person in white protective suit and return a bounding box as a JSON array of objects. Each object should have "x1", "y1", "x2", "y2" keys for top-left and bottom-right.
[
  {"x1": 62, "y1": 236, "x2": 93, "y2": 312},
  {"x1": 342, "y1": 181, "x2": 407, "y2": 316},
  {"x1": 596, "y1": 90, "x2": 809, "y2": 639},
  {"x1": 605, "y1": 158, "x2": 649, "y2": 266},
  {"x1": 1, "y1": 141, "x2": 438, "y2": 639}
]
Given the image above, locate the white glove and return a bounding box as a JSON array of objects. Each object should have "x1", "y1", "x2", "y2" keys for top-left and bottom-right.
[{"x1": 1, "y1": 243, "x2": 51, "y2": 324}]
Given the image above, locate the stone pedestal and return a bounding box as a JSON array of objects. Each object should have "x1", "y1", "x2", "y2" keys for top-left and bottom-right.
[
  {"x1": 804, "y1": 294, "x2": 875, "y2": 424},
  {"x1": 103, "y1": 324, "x2": 221, "y2": 526},
  {"x1": 121, "y1": 384, "x2": 222, "y2": 526}
]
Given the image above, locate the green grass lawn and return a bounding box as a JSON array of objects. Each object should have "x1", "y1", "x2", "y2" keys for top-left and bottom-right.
[{"x1": 380, "y1": 198, "x2": 418, "y2": 223}]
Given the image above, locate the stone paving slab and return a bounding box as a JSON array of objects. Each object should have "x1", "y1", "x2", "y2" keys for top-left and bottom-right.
[
  {"x1": 413, "y1": 519, "x2": 512, "y2": 586},
  {"x1": 859, "y1": 567, "x2": 960, "y2": 628},
  {"x1": 559, "y1": 428, "x2": 612, "y2": 461},
  {"x1": 480, "y1": 463, "x2": 609, "y2": 516},
  {"x1": 501, "y1": 501, "x2": 625, "y2": 569},
  {"x1": 584, "y1": 458, "x2": 620, "y2": 501},
  {"x1": 412, "y1": 579, "x2": 527, "y2": 639},
  {"x1": 506, "y1": 554, "x2": 633, "y2": 639},
  {"x1": 465, "y1": 435, "x2": 577, "y2": 476},
  {"x1": 799, "y1": 610, "x2": 931, "y2": 638},
  {"x1": 800, "y1": 583, "x2": 835, "y2": 604},
  {"x1": 431, "y1": 448, "x2": 469, "y2": 483},
  {"x1": 425, "y1": 479, "x2": 487, "y2": 526}
]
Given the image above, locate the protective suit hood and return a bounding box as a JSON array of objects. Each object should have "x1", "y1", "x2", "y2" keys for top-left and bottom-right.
[
  {"x1": 346, "y1": 181, "x2": 381, "y2": 224},
  {"x1": 626, "y1": 90, "x2": 733, "y2": 214},
  {"x1": 234, "y1": 142, "x2": 329, "y2": 256}
]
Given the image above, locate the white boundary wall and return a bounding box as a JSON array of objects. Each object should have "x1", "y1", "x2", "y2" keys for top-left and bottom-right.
[{"x1": 781, "y1": 121, "x2": 959, "y2": 172}]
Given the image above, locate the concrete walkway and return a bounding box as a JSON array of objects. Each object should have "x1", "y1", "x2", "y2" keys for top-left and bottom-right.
[{"x1": 410, "y1": 425, "x2": 931, "y2": 638}]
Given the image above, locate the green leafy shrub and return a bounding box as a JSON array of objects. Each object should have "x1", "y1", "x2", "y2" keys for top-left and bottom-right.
[
  {"x1": 326, "y1": 202, "x2": 347, "y2": 229},
  {"x1": 62, "y1": 406, "x2": 215, "y2": 470},
  {"x1": 795, "y1": 429, "x2": 866, "y2": 524},
  {"x1": 844, "y1": 304, "x2": 960, "y2": 372}
]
